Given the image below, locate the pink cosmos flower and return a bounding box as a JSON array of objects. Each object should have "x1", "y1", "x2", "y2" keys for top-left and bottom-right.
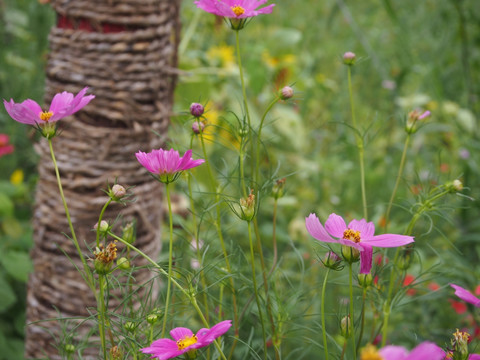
[
  {"x1": 378, "y1": 341, "x2": 445, "y2": 360},
  {"x1": 450, "y1": 284, "x2": 480, "y2": 307},
  {"x1": 141, "y1": 320, "x2": 232, "y2": 360},
  {"x1": 194, "y1": 0, "x2": 275, "y2": 19},
  {"x1": 305, "y1": 213, "x2": 414, "y2": 274},
  {"x1": 0, "y1": 134, "x2": 14, "y2": 157},
  {"x1": 3, "y1": 87, "x2": 94, "y2": 125},
  {"x1": 135, "y1": 148, "x2": 205, "y2": 183}
]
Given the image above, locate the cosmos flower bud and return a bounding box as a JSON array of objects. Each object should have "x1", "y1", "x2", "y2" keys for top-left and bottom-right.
[
  {"x1": 110, "y1": 184, "x2": 126, "y2": 201},
  {"x1": 406, "y1": 110, "x2": 430, "y2": 134},
  {"x1": 117, "y1": 257, "x2": 130, "y2": 270},
  {"x1": 64, "y1": 344, "x2": 75, "y2": 354},
  {"x1": 94, "y1": 220, "x2": 110, "y2": 236},
  {"x1": 358, "y1": 273, "x2": 373, "y2": 288},
  {"x1": 272, "y1": 178, "x2": 286, "y2": 199},
  {"x1": 452, "y1": 179, "x2": 463, "y2": 192},
  {"x1": 190, "y1": 103, "x2": 205, "y2": 118},
  {"x1": 124, "y1": 321, "x2": 136, "y2": 333},
  {"x1": 343, "y1": 52, "x2": 356, "y2": 66},
  {"x1": 340, "y1": 315, "x2": 352, "y2": 338},
  {"x1": 279, "y1": 86, "x2": 294, "y2": 100},
  {"x1": 146, "y1": 313, "x2": 161, "y2": 325},
  {"x1": 341, "y1": 245, "x2": 360, "y2": 264},
  {"x1": 322, "y1": 251, "x2": 343, "y2": 271},
  {"x1": 239, "y1": 190, "x2": 256, "y2": 221},
  {"x1": 192, "y1": 120, "x2": 205, "y2": 134},
  {"x1": 122, "y1": 221, "x2": 136, "y2": 244}
]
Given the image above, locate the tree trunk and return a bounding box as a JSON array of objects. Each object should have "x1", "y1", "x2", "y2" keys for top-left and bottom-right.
[{"x1": 25, "y1": 1, "x2": 180, "y2": 358}]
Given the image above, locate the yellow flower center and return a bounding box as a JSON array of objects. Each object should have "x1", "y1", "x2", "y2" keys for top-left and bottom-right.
[
  {"x1": 343, "y1": 228, "x2": 361, "y2": 243},
  {"x1": 231, "y1": 5, "x2": 245, "y2": 17},
  {"x1": 360, "y1": 344, "x2": 384, "y2": 360},
  {"x1": 176, "y1": 335, "x2": 198, "y2": 350},
  {"x1": 39, "y1": 111, "x2": 54, "y2": 122}
]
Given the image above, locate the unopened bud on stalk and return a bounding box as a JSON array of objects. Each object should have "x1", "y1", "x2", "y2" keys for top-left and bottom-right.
[
  {"x1": 147, "y1": 309, "x2": 162, "y2": 324},
  {"x1": 124, "y1": 321, "x2": 136, "y2": 333},
  {"x1": 341, "y1": 245, "x2": 360, "y2": 263},
  {"x1": 122, "y1": 221, "x2": 136, "y2": 244},
  {"x1": 322, "y1": 251, "x2": 343, "y2": 271},
  {"x1": 279, "y1": 86, "x2": 294, "y2": 100},
  {"x1": 395, "y1": 250, "x2": 413, "y2": 270},
  {"x1": 117, "y1": 257, "x2": 130, "y2": 270},
  {"x1": 192, "y1": 120, "x2": 205, "y2": 134},
  {"x1": 94, "y1": 220, "x2": 110, "y2": 236},
  {"x1": 64, "y1": 344, "x2": 75, "y2": 354},
  {"x1": 406, "y1": 110, "x2": 431, "y2": 134},
  {"x1": 110, "y1": 184, "x2": 126, "y2": 200},
  {"x1": 239, "y1": 190, "x2": 256, "y2": 221},
  {"x1": 358, "y1": 273, "x2": 373, "y2": 288},
  {"x1": 190, "y1": 102, "x2": 205, "y2": 118},
  {"x1": 341, "y1": 315, "x2": 352, "y2": 338},
  {"x1": 343, "y1": 52, "x2": 356, "y2": 66},
  {"x1": 272, "y1": 178, "x2": 286, "y2": 199}
]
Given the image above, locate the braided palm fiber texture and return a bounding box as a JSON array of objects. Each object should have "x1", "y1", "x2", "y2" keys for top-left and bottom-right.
[{"x1": 25, "y1": 0, "x2": 181, "y2": 358}]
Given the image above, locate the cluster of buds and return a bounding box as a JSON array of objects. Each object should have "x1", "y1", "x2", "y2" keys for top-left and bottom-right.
[
  {"x1": 190, "y1": 103, "x2": 206, "y2": 134},
  {"x1": 94, "y1": 241, "x2": 118, "y2": 274},
  {"x1": 405, "y1": 109, "x2": 431, "y2": 134}
]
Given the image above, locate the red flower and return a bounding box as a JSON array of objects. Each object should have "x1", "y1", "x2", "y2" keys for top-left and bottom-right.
[{"x1": 403, "y1": 274, "x2": 416, "y2": 296}]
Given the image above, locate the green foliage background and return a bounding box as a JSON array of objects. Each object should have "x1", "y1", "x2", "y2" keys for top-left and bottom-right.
[{"x1": 0, "y1": 0, "x2": 479, "y2": 358}]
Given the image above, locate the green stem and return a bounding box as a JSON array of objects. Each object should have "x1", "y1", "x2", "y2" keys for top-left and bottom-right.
[
  {"x1": 188, "y1": 133, "x2": 210, "y2": 323},
  {"x1": 321, "y1": 268, "x2": 330, "y2": 360},
  {"x1": 384, "y1": 134, "x2": 411, "y2": 231},
  {"x1": 48, "y1": 138, "x2": 94, "y2": 290},
  {"x1": 357, "y1": 288, "x2": 367, "y2": 354},
  {"x1": 348, "y1": 263, "x2": 357, "y2": 360},
  {"x1": 268, "y1": 198, "x2": 279, "y2": 276},
  {"x1": 247, "y1": 221, "x2": 267, "y2": 359},
  {"x1": 198, "y1": 132, "x2": 239, "y2": 356},
  {"x1": 255, "y1": 97, "x2": 279, "y2": 185},
  {"x1": 162, "y1": 182, "x2": 174, "y2": 337},
  {"x1": 347, "y1": 66, "x2": 368, "y2": 220},
  {"x1": 98, "y1": 274, "x2": 107, "y2": 359},
  {"x1": 235, "y1": 30, "x2": 252, "y2": 133},
  {"x1": 108, "y1": 232, "x2": 228, "y2": 360},
  {"x1": 96, "y1": 199, "x2": 112, "y2": 247}
]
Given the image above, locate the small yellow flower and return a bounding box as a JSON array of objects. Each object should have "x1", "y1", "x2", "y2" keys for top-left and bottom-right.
[
  {"x1": 207, "y1": 45, "x2": 235, "y2": 68},
  {"x1": 10, "y1": 169, "x2": 24, "y2": 185}
]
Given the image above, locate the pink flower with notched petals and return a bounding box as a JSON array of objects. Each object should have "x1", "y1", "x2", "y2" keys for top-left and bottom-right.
[
  {"x1": 194, "y1": 0, "x2": 275, "y2": 19},
  {"x1": 305, "y1": 213, "x2": 414, "y2": 274},
  {"x1": 136, "y1": 148, "x2": 205, "y2": 184},
  {"x1": 450, "y1": 284, "x2": 480, "y2": 307},
  {"x1": 3, "y1": 87, "x2": 94, "y2": 125},
  {"x1": 141, "y1": 320, "x2": 232, "y2": 360}
]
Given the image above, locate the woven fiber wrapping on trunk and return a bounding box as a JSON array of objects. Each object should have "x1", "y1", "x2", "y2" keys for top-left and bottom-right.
[{"x1": 25, "y1": 0, "x2": 180, "y2": 358}]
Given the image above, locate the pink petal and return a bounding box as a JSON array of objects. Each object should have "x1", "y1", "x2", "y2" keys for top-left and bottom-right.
[
  {"x1": 324, "y1": 213, "x2": 347, "y2": 238},
  {"x1": 359, "y1": 244, "x2": 373, "y2": 274},
  {"x1": 469, "y1": 355, "x2": 480, "y2": 360},
  {"x1": 140, "y1": 338, "x2": 182, "y2": 360},
  {"x1": 408, "y1": 342, "x2": 445, "y2": 360},
  {"x1": 49, "y1": 91, "x2": 74, "y2": 117},
  {"x1": 362, "y1": 234, "x2": 414, "y2": 248},
  {"x1": 196, "y1": 320, "x2": 232, "y2": 346},
  {"x1": 450, "y1": 284, "x2": 480, "y2": 307},
  {"x1": 379, "y1": 345, "x2": 409, "y2": 360},
  {"x1": 305, "y1": 214, "x2": 337, "y2": 243},
  {"x1": 3, "y1": 99, "x2": 42, "y2": 124},
  {"x1": 170, "y1": 327, "x2": 194, "y2": 341},
  {"x1": 348, "y1": 218, "x2": 375, "y2": 237}
]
